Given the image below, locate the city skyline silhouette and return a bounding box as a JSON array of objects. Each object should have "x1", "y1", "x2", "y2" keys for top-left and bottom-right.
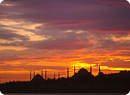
[{"x1": 0, "y1": 66, "x2": 130, "y2": 94}]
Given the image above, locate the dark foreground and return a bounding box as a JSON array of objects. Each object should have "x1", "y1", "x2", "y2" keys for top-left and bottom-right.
[
  {"x1": 0, "y1": 68, "x2": 130, "y2": 94},
  {"x1": 0, "y1": 80, "x2": 129, "y2": 94},
  {"x1": 4, "y1": 93, "x2": 125, "y2": 95}
]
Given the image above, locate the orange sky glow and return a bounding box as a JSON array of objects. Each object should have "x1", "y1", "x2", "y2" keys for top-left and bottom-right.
[{"x1": 0, "y1": 0, "x2": 130, "y2": 83}]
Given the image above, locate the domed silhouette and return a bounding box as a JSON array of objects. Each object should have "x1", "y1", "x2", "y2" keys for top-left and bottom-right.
[
  {"x1": 78, "y1": 68, "x2": 89, "y2": 74},
  {"x1": 72, "y1": 68, "x2": 94, "y2": 80},
  {"x1": 31, "y1": 74, "x2": 44, "y2": 82}
]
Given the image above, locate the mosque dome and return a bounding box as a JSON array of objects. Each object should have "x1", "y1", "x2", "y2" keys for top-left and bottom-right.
[
  {"x1": 31, "y1": 74, "x2": 44, "y2": 82},
  {"x1": 73, "y1": 68, "x2": 94, "y2": 80},
  {"x1": 78, "y1": 68, "x2": 89, "y2": 74}
]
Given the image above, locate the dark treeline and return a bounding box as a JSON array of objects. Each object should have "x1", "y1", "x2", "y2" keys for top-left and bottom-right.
[{"x1": 0, "y1": 68, "x2": 130, "y2": 94}]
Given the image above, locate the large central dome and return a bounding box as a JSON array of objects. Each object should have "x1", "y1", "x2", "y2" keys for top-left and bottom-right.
[
  {"x1": 78, "y1": 68, "x2": 89, "y2": 74},
  {"x1": 72, "y1": 68, "x2": 94, "y2": 80},
  {"x1": 31, "y1": 74, "x2": 44, "y2": 82}
]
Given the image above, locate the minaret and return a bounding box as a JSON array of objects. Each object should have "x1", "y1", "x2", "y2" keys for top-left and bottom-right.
[
  {"x1": 99, "y1": 64, "x2": 101, "y2": 73},
  {"x1": 58, "y1": 72, "x2": 60, "y2": 79},
  {"x1": 90, "y1": 65, "x2": 92, "y2": 74},
  {"x1": 54, "y1": 72, "x2": 56, "y2": 80},
  {"x1": 33, "y1": 71, "x2": 35, "y2": 78},
  {"x1": 67, "y1": 67, "x2": 69, "y2": 78},
  {"x1": 41, "y1": 70, "x2": 43, "y2": 78},
  {"x1": 30, "y1": 71, "x2": 32, "y2": 81},
  {"x1": 45, "y1": 69, "x2": 47, "y2": 80},
  {"x1": 74, "y1": 66, "x2": 76, "y2": 75}
]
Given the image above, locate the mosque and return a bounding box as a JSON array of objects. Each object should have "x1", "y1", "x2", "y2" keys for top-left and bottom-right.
[{"x1": 30, "y1": 65, "x2": 103, "y2": 81}]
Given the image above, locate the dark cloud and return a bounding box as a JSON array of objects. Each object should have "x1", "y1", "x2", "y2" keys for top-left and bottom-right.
[
  {"x1": 101, "y1": 59, "x2": 130, "y2": 68},
  {"x1": 0, "y1": 28, "x2": 28, "y2": 40},
  {"x1": 99, "y1": 39, "x2": 130, "y2": 50},
  {"x1": 1, "y1": 0, "x2": 130, "y2": 31},
  {"x1": 0, "y1": 0, "x2": 130, "y2": 50},
  {"x1": 113, "y1": 51, "x2": 130, "y2": 56},
  {"x1": 30, "y1": 40, "x2": 91, "y2": 50},
  {"x1": 0, "y1": 64, "x2": 66, "y2": 71}
]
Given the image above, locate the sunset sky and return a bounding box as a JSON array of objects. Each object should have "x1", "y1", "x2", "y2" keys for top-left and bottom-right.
[{"x1": 0, "y1": 0, "x2": 130, "y2": 83}]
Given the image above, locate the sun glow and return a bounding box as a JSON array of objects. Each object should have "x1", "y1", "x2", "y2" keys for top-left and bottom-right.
[{"x1": 71, "y1": 61, "x2": 96, "y2": 68}]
